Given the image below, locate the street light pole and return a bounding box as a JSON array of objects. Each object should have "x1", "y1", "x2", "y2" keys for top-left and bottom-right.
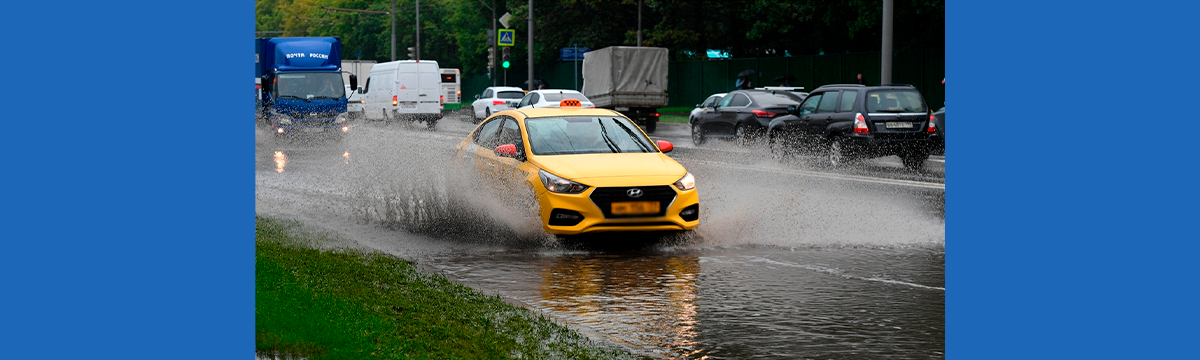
[
  {"x1": 391, "y1": 0, "x2": 396, "y2": 61},
  {"x1": 527, "y1": 0, "x2": 534, "y2": 91},
  {"x1": 881, "y1": 0, "x2": 893, "y2": 85},
  {"x1": 416, "y1": 0, "x2": 421, "y2": 61}
]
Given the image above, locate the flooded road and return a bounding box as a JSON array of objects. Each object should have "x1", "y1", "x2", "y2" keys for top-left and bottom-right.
[{"x1": 255, "y1": 113, "x2": 945, "y2": 359}]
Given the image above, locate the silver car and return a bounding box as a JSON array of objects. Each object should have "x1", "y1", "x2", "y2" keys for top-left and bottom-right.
[
  {"x1": 470, "y1": 86, "x2": 526, "y2": 123},
  {"x1": 514, "y1": 90, "x2": 595, "y2": 109}
]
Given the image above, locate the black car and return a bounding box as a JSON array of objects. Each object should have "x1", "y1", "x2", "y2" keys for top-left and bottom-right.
[
  {"x1": 690, "y1": 90, "x2": 805, "y2": 146},
  {"x1": 933, "y1": 106, "x2": 945, "y2": 154},
  {"x1": 767, "y1": 84, "x2": 937, "y2": 169}
]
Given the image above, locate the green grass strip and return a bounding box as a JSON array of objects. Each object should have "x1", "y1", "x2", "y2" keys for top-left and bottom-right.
[{"x1": 256, "y1": 217, "x2": 639, "y2": 360}]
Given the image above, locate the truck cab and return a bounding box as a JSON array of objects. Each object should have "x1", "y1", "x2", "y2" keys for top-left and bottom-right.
[{"x1": 256, "y1": 37, "x2": 357, "y2": 137}]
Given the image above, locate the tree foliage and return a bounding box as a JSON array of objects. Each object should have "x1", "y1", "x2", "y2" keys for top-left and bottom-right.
[{"x1": 255, "y1": 0, "x2": 943, "y2": 76}]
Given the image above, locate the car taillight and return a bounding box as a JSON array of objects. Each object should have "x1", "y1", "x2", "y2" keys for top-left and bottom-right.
[
  {"x1": 751, "y1": 109, "x2": 777, "y2": 118},
  {"x1": 456, "y1": 90, "x2": 461, "y2": 97},
  {"x1": 392, "y1": 95, "x2": 397, "y2": 106},
  {"x1": 440, "y1": 95, "x2": 444, "y2": 104},
  {"x1": 928, "y1": 113, "x2": 937, "y2": 133},
  {"x1": 853, "y1": 113, "x2": 870, "y2": 134},
  {"x1": 652, "y1": 112, "x2": 661, "y2": 117},
  {"x1": 492, "y1": 100, "x2": 505, "y2": 105}
]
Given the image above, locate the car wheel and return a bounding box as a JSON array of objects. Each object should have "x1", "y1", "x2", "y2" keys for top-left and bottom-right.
[
  {"x1": 901, "y1": 151, "x2": 929, "y2": 170},
  {"x1": 645, "y1": 119, "x2": 657, "y2": 132},
  {"x1": 691, "y1": 122, "x2": 705, "y2": 146},
  {"x1": 735, "y1": 123, "x2": 749, "y2": 147},
  {"x1": 427, "y1": 118, "x2": 438, "y2": 129},
  {"x1": 828, "y1": 137, "x2": 850, "y2": 167}
]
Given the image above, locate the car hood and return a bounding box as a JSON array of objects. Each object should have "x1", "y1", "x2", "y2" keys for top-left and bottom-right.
[{"x1": 531, "y1": 153, "x2": 687, "y2": 187}]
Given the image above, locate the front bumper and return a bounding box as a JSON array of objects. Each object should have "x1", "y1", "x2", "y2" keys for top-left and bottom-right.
[
  {"x1": 271, "y1": 119, "x2": 349, "y2": 136},
  {"x1": 537, "y1": 185, "x2": 700, "y2": 235}
]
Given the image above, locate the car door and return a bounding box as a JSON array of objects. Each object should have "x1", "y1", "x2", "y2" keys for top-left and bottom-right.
[
  {"x1": 808, "y1": 91, "x2": 841, "y2": 135},
  {"x1": 474, "y1": 88, "x2": 493, "y2": 118},
  {"x1": 794, "y1": 92, "x2": 823, "y2": 137},
  {"x1": 468, "y1": 116, "x2": 505, "y2": 175},
  {"x1": 713, "y1": 92, "x2": 750, "y2": 135},
  {"x1": 829, "y1": 89, "x2": 860, "y2": 132}
]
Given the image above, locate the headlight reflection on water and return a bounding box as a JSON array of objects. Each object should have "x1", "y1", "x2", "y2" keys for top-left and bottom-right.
[{"x1": 274, "y1": 151, "x2": 287, "y2": 173}]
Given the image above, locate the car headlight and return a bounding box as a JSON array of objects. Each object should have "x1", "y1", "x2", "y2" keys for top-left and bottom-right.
[
  {"x1": 673, "y1": 172, "x2": 695, "y2": 191},
  {"x1": 539, "y1": 170, "x2": 589, "y2": 194},
  {"x1": 334, "y1": 112, "x2": 348, "y2": 124},
  {"x1": 271, "y1": 110, "x2": 293, "y2": 125}
]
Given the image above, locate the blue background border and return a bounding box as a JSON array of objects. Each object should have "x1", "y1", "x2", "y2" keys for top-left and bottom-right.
[
  {"x1": 950, "y1": 0, "x2": 1198, "y2": 358},
  {"x1": 2, "y1": 0, "x2": 1197, "y2": 358},
  {"x1": 3, "y1": 0, "x2": 250, "y2": 358}
]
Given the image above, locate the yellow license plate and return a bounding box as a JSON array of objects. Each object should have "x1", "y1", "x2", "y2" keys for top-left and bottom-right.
[{"x1": 611, "y1": 201, "x2": 659, "y2": 215}]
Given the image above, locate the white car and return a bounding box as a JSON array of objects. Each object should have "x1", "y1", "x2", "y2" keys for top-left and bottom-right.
[
  {"x1": 515, "y1": 89, "x2": 595, "y2": 110},
  {"x1": 470, "y1": 86, "x2": 526, "y2": 122},
  {"x1": 690, "y1": 93, "x2": 726, "y2": 123}
]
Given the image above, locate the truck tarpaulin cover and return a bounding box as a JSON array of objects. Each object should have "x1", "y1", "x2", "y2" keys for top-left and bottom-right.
[
  {"x1": 582, "y1": 46, "x2": 668, "y2": 107},
  {"x1": 262, "y1": 37, "x2": 342, "y2": 72}
]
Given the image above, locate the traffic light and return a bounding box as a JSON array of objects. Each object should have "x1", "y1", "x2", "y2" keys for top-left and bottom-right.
[
  {"x1": 407, "y1": 47, "x2": 416, "y2": 60},
  {"x1": 502, "y1": 47, "x2": 510, "y2": 69},
  {"x1": 487, "y1": 47, "x2": 495, "y2": 70}
]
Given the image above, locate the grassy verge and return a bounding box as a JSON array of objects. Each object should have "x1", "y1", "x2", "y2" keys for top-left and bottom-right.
[
  {"x1": 657, "y1": 107, "x2": 693, "y2": 124},
  {"x1": 256, "y1": 216, "x2": 638, "y2": 360}
]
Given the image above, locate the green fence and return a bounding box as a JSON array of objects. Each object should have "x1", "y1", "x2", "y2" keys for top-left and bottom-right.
[{"x1": 461, "y1": 49, "x2": 944, "y2": 111}]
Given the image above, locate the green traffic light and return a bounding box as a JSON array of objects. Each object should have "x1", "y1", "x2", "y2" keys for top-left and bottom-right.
[{"x1": 502, "y1": 61, "x2": 510, "y2": 69}]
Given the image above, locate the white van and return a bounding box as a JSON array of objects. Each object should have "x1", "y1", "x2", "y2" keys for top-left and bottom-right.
[{"x1": 360, "y1": 60, "x2": 443, "y2": 127}]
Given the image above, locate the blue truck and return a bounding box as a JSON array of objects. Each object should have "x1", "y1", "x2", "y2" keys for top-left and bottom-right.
[{"x1": 256, "y1": 37, "x2": 357, "y2": 137}]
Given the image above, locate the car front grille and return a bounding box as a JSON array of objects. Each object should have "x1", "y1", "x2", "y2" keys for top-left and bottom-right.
[{"x1": 589, "y1": 185, "x2": 677, "y2": 218}]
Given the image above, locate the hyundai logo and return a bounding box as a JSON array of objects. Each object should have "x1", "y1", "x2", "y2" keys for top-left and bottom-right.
[{"x1": 626, "y1": 188, "x2": 643, "y2": 198}]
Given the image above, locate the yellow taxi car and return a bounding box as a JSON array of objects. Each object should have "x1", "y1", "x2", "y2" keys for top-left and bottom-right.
[{"x1": 454, "y1": 100, "x2": 699, "y2": 235}]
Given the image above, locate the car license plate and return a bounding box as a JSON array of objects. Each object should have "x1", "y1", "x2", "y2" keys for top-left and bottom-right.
[
  {"x1": 615, "y1": 107, "x2": 629, "y2": 111},
  {"x1": 400, "y1": 103, "x2": 417, "y2": 109},
  {"x1": 303, "y1": 127, "x2": 325, "y2": 133},
  {"x1": 611, "y1": 201, "x2": 659, "y2": 215},
  {"x1": 885, "y1": 122, "x2": 913, "y2": 129}
]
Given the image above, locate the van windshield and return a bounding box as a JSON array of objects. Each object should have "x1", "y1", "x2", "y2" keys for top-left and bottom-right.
[{"x1": 275, "y1": 72, "x2": 345, "y2": 100}]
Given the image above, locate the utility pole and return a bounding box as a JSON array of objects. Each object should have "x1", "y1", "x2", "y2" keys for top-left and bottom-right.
[
  {"x1": 481, "y1": 0, "x2": 496, "y2": 86},
  {"x1": 391, "y1": 0, "x2": 396, "y2": 60},
  {"x1": 416, "y1": 0, "x2": 421, "y2": 61},
  {"x1": 637, "y1": 0, "x2": 642, "y2": 47},
  {"x1": 881, "y1": 0, "x2": 893, "y2": 85},
  {"x1": 527, "y1": 0, "x2": 534, "y2": 91}
]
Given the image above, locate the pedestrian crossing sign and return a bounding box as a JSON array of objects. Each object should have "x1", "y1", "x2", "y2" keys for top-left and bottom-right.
[{"x1": 498, "y1": 29, "x2": 515, "y2": 47}]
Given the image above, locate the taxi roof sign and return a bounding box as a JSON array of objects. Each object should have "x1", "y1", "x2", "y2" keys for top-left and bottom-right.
[{"x1": 558, "y1": 99, "x2": 582, "y2": 107}]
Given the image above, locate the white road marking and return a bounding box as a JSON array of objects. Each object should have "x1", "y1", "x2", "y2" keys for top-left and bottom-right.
[{"x1": 684, "y1": 158, "x2": 946, "y2": 190}]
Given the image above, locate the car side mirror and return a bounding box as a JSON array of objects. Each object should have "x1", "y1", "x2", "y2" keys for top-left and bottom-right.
[
  {"x1": 495, "y1": 144, "x2": 524, "y2": 160},
  {"x1": 656, "y1": 140, "x2": 674, "y2": 153},
  {"x1": 474, "y1": 94, "x2": 480, "y2": 100},
  {"x1": 695, "y1": 103, "x2": 701, "y2": 108},
  {"x1": 787, "y1": 105, "x2": 797, "y2": 115},
  {"x1": 348, "y1": 74, "x2": 358, "y2": 92}
]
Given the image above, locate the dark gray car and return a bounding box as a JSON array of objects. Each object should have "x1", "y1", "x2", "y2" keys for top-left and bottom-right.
[{"x1": 690, "y1": 90, "x2": 805, "y2": 146}]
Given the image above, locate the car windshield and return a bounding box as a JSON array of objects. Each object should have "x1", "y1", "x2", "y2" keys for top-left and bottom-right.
[
  {"x1": 525, "y1": 116, "x2": 656, "y2": 155},
  {"x1": 497, "y1": 91, "x2": 525, "y2": 99},
  {"x1": 275, "y1": 72, "x2": 345, "y2": 100},
  {"x1": 866, "y1": 90, "x2": 927, "y2": 113},
  {"x1": 540, "y1": 91, "x2": 589, "y2": 102}
]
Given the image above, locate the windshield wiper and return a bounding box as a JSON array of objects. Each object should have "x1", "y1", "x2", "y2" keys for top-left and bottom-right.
[
  {"x1": 596, "y1": 119, "x2": 620, "y2": 153},
  {"x1": 277, "y1": 95, "x2": 305, "y2": 100},
  {"x1": 611, "y1": 119, "x2": 651, "y2": 152}
]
